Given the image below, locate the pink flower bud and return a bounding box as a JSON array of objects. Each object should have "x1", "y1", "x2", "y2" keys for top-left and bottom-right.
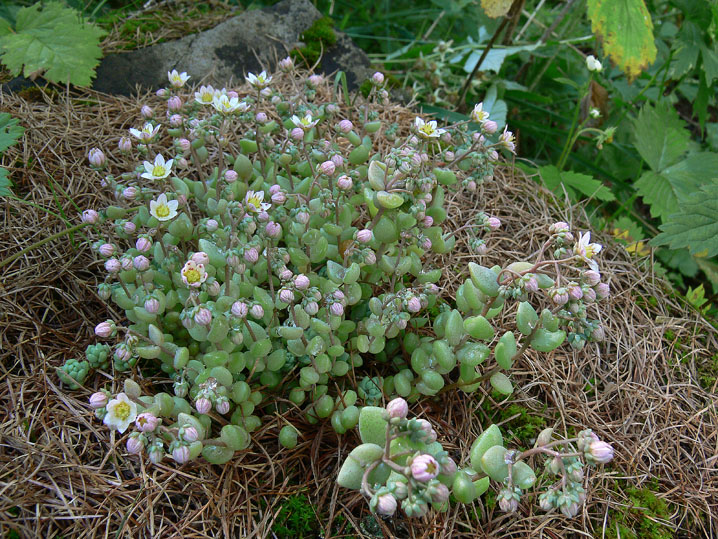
[
  {"x1": 99, "y1": 243, "x2": 115, "y2": 257},
  {"x1": 441, "y1": 457, "x2": 457, "y2": 475},
  {"x1": 291, "y1": 127, "x2": 305, "y2": 141},
  {"x1": 88, "y1": 148, "x2": 106, "y2": 168},
  {"x1": 568, "y1": 285, "x2": 583, "y2": 301},
  {"x1": 182, "y1": 426, "x2": 199, "y2": 442},
  {"x1": 118, "y1": 137, "x2": 132, "y2": 152},
  {"x1": 132, "y1": 255, "x2": 149, "y2": 271},
  {"x1": 136, "y1": 237, "x2": 152, "y2": 252},
  {"x1": 279, "y1": 56, "x2": 294, "y2": 71},
  {"x1": 82, "y1": 209, "x2": 99, "y2": 224},
  {"x1": 466, "y1": 180, "x2": 478, "y2": 192},
  {"x1": 364, "y1": 250, "x2": 376, "y2": 265},
  {"x1": 430, "y1": 483, "x2": 450, "y2": 504},
  {"x1": 172, "y1": 445, "x2": 190, "y2": 464},
  {"x1": 191, "y1": 252, "x2": 209, "y2": 265},
  {"x1": 421, "y1": 238, "x2": 432, "y2": 250},
  {"x1": 376, "y1": 493, "x2": 396, "y2": 515},
  {"x1": 524, "y1": 276, "x2": 538, "y2": 293},
  {"x1": 89, "y1": 392, "x2": 108, "y2": 409},
  {"x1": 583, "y1": 270, "x2": 601, "y2": 286},
  {"x1": 422, "y1": 216, "x2": 433, "y2": 227},
  {"x1": 406, "y1": 297, "x2": 422, "y2": 313},
  {"x1": 144, "y1": 297, "x2": 160, "y2": 313},
  {"x1": 583, "y1": 287, "x2": 597, "y2": 303},
  {"x1": 141, "y1": 105, "x2": 153, "y2": 119},
  {"x1": 135, "y1": 412, "x2": 159, "y2": 432},
  {"x1": 244, "y1": 247, "x2": 259, "y2": 263},
  {"x1": 105, "y1": 258, "x2": 121, "y2": 273},
  {"x1": 338, "y1": 119, "x2": 353, "y2": 133},
  {"x1": 256, "y1": 112, "x2": 268, "y2": 123},
  {"x1": 372, "y1": 72, "x2": 385, "y2": 85},
  {"x1": 169, "y1": 114, "x2": 183, "y2": 127},
  {"x1": 294, "y1": 274, "x2": 310, "y2": 290},
  {"x1": 489, "y1": 150, "x2": 499, "y2": 161},
  {"x1": 330, "y1": 303, "x2": 344, "y2": 317},
  {"x1": 271, "y1": 191, "x2": 286, "y2": 204},
  {"x1": 487, "y1": 217, "x2": 501, "y2": 230},
  {"x1": 331, "y1": 154, "x2": 344, "y2": 168},
  {"x1": 549, "y1": 222, "x2": 570, "y2": 234},
  {"x1": 123, "y1": 221, "x2": 136, "y2": 235},
  {"x1": 126, "y1": 436, "x2": 144, "y2": 455},
  {"x1": 265, "y1": 221, "x2": 282, "y2": 238},
  {"x1": 595, "y1": 282, "x2": 610, "y2": 299},
  {"x1": 552, "y1": 291, "x2": 569, "y2": 306},
  {"x1": 279, "y1": 289, "x2": 294, "y2": 303},
  {"x1": 156, "y1": 88, "x2": 166, "y2": 97},
  {"x1": 232, "y1": 301, "x2": 248, "y2": 318},
  {"x1": 319, "y1": 161, "x2": 335, "y2": 176},
  {"x1": 337, "y1": 175, "x2": 353, "y2": 190},
  {"x1": 305, "y1": 301, "x2": 319, "y2": 315},
  {"x1": 356, "y1": 229, "x2": 372, "y2": 243},
  {"x1": 178, "y1": 138, "x2": 191, "y2": 151},
  {"x1": 195, "y1": 397, "x2": 212, "y2": 415},
  {"x1": 95, "y1": 321, "x2": 116, "y2": 338},
  {"x1": 216, "y1": 399, "x2": 230, "y2": 414},
  {"x1": 206, "y1": 280, "x2": 220, "y2": 296},
  {"x1": 410, "y1": 454, "x2": 440, "y2": 482},
  {"x1": 167, "y1": 96, "x2": 182, "y2": 111},
  {"x1": 308, "y1": 74, "x2": 323, "y2": 86},
  {"x1": 591, "y1": 326, "x2": 605, "y2": 341},
  {"x1": 296, "y1": 211, "x2": 309, "y2": 224},
  {"x1": 386, "y1": 397, "x2": 408, "y2": 419},
  {"x1": 587, "y1": 440, "x2": 614, "y2": 464},
  {"x1": 195, "y1": 308, "x2": 212, "y2": 326},
  {"x1": 224, "y1": 169, "x2": 238, "y2": 183},
  {"x1": 250, "y1": 304, "x2": 264, "y2": 319},
  {"x1": 121, "y1": 256, "x2": 133, "y2": 271},
  {"x1": 482, "y1": 120, "x2": 498, "y2": 134}
]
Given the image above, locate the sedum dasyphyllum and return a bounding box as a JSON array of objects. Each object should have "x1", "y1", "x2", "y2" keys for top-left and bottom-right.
[
  {"x1": 338, "y1": 398, "x2": 613, "y2": 519},
  {"x1": 67, "y1": 63, "x2": 613, "y2": 513}
]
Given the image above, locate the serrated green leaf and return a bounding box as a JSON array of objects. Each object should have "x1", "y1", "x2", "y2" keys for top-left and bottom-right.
[
  {"x1": 0, "y1": 2, "x2": 106, "y2": 86},
  {"x1": 0, "y1": 168, "x2": 12, "y2": 197},
  {"x1": 669, "y1": 21, "x2": 701, "y2": 79},
  {"x1": 634, "y1": 171, "x2": 679, "y2": 222},
  {"x1": 538, "y1": 165, "x2": 614, "y2": 202},
  {"x1": 651, "y1": 183, "x2": 718, "y2": 257},
  {"x1": 633, "y1": 102, "x2": 690, "y2": 172},
  {"x1": 0, "y1": 113, "x2": 23, "y2": 154},
  {"x1": 587, "y1": 0, "x2": 657, "y2": 81},
  {"x1": 701, "y1": 44, "x2": 718, "y2": 85}
]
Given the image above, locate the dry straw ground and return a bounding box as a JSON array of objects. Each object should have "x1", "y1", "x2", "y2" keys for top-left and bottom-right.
[{"x1": 1, "y1": 72, "x2": 717, "y2": 538}]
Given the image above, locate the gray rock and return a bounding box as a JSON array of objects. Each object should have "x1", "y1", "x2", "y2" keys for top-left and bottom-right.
[{"x1": 92, "y1": 0, "x2": 372, "y2": 96}]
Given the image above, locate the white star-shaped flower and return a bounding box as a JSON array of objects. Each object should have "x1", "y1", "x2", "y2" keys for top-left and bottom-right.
[
  {"x1": 414, "y1": 117, "x2": 445, "y2": 139},
  {"x1": 291, "y1": 112, "x2": 319, "y2": 130},
  {"x1": 150, "y1": 193, "x2": 179, "y2": 222},
  {"x1": 103, "y1": 393, "x2": 138, "y2": 434},
  {"x1": 168, "y1": 69, "x2": 190, "y2": 88},
  {"x1": 246, "y1": 71, "x2": 272, "y2": 89},
  {"x1": 141, "y1": 154, "x2": 173, "y2": 181},
  {"x1": 244, "y1": 190, "x2": 271, "y2": 213},
  {"x1": 129, "y1": 122, "x2": 161, "y2": 142},
  {"x1": 574, "y1": 231, "x2": 603, "y2": 270}
]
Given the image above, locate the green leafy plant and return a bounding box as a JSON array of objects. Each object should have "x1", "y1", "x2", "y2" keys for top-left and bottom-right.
[
  {"x1": 0, "y1": 1, "x2": 105, "y2": 86},
  {"x1": 0, "y1": 112, "x2": 24, "y2": 197}
]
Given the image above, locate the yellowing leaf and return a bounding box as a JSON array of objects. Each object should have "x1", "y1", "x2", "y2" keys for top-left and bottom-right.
[
  {"x1": 587, "y1": 0, "x2": 657, "y2": 81},
  {"x1": 481, "y1": 0, "x2": 514, "y2": 18}
]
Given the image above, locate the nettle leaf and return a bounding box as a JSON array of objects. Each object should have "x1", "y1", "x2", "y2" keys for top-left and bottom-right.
[
  {"x1": 0, "y1": 2, "x2": 105, "y2": 86},
  {"x1": 587, "y1": 0, "x2": 657, "y2": 81},
  {"x1": 538, "y1": 165, "x2": 615, "y2": 202},
  {"x1": 481, "y1": 0, "x2": 514, "y2": 18},
  {"x1": 651, "y1": 183, "x2": 718, "y2": 257},
  {"x1": 633, "y1": 102, "x2": 690, "y2": 172},
  {"x1": 634, "y1": 171, "x2": 679, "y2": 222}
]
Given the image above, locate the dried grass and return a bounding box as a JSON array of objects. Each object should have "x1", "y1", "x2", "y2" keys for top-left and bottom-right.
[{"x1": 1, "y1": 73, "x2": 716, "y2": 538}]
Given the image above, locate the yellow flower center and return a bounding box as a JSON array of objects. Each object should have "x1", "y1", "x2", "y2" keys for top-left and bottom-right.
[
  {"x1": 585, "y1": 245, "x2": 598, "y2": 259},
  {"x1": 184, "y1": 268, "x2": 201, "y2": 283},
  {"x1": 420, "y1": 125, "x2": 434, "y2": 136},
  {"x1": 202, "y1": 93, "x2": 213, "y2": 103},
  {"x1": 247, "y1": 197, "x2": 260, "y2": 211},
  {"x1": 114, "y1": 401, "x2": 131, "y2": 420},
  {"x1": 155, "y1": 204, "x2": 170, "y2": 218},
  {"x1": 152, "y1": 165, "x2": 166, "y2": 177}
]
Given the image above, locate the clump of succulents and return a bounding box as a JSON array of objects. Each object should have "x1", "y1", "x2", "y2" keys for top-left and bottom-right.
[
  {"x1": 338, "y1": 398, "x2": 614, "y2": 519},
  {"x1": 69, "y1": 63, "x2": 613, "y2": 514}
]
